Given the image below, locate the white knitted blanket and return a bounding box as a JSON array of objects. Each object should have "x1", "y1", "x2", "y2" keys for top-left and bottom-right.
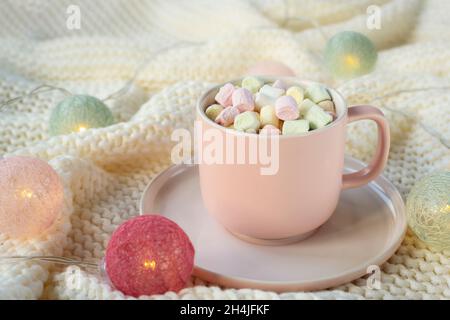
[{"x1": 0, "y1": 0, "x2": 449, "y2": 300}]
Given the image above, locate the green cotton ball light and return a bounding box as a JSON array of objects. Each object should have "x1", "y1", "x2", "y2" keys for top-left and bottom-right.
[
  {"x1": 49, "y1": 95, "x2": 114, "y2": 135},
  {"x1": 324, "y1": 31, "x2": 378, "y2": 79},
  {"x1": 406, "y1": 171, "x2": 450, "y2": 250}
]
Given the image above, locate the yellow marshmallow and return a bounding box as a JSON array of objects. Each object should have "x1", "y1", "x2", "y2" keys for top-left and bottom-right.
[
  {"x1": 286, "y1": 86, "x2": 304, "y2": 104},
  {"x1": 260, "y1": 105, "x2": 280, "y2": 128}
]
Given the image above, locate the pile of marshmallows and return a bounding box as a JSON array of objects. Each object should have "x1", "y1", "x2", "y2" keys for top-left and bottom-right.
[{"x1": 205, "y1": 77, "x2": 336, "y2": 135}]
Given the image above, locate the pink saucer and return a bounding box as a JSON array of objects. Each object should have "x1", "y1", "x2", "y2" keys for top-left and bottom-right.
[{"x1": 140, "y1": 156, "x2": 406, "y2": 292}]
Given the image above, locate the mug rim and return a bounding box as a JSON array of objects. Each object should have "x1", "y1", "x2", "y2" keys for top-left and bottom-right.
[{"x1": 197, "y1": 76, "x2": 348, "y2": 139}]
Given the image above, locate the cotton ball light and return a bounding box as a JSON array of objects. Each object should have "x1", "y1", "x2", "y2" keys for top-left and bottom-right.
[
  {"x1": 324, "y1": 31, "x2": 377, "y2": 79},
  {"x1": 49, "y1": 95, "x2": 114, "y2": 135},
  {"x1": 0, "y1": 156, "x2": 64, "y2": 238},
  {"x1": 246, "y1": 61, "x2": 296, "y2": 77},
  {"x1": 406, "y1": 171, "x2": 450, "y2": 250},
  {"x1": 105, "y1": 215, "x2": 195, "y2": 297}
]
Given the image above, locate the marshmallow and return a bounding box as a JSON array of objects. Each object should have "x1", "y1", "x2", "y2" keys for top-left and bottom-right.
[
  {"x1": 305, "y1": 84, "x2": 331, "y2": 103},
  {"x1": 318, "y1": 100, "x2": 335, "y2": 113},
  {"x1": 205, "y1": 104, "x2": 224, "y2": 121},
  {"x1": 255, "y1": 93, "x2": 276, "y2": 112},
  {"x1": 259, "y1": 84, "x2": 285, "y2": 99},
  {"x1": 272, "y1": 79, "x2": 287, "y2": 90},
  {"x1": 275, "y1": 95, "x2": 299, "y2": 121},
  {"x1": 241, "y1": 76, "x2": 264, "y2": 94},
  {"x1": 232, "y1": 88, "x2": 255, "y2": 112},
  {"x1": 215, "y1": 106, "x2": 240, "y2": 126},
  {"x1": 260, "y1": 124, "x2": 281, "y2": 135},
  {"x1": 215, "y1": 83, "x2": 235, "y2": 107},
  {"x1": 286, "y1": 86, "x2": 304, "y2": 104},
  {"x1": 303, "y1": 104, "x2": 333, "y2": 129},
  {"x1": 234, "y1": 111, "x2": 261, "y2": 133},
  {"x1": 259, "y1": 105, "x2": 280, "y2": 128},
  {"x1": 298, "y1": 99, "x2": 316, "y2": 116},
  {"x1": 282, "y1": 120, "x2": 310, "y2": 135},
  {"x1": 209, "y1": 79, "x2": 336, "y2": 135}
]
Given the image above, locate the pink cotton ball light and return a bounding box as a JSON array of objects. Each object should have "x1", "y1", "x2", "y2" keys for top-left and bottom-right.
[
  {"x1": 246, "y1": 61, "x2": 296, "y2": 77},
  {"x1": 0, "y1": 156, "x2": 64, "y2": 238},
  {"x1": 105, "y1": 215, "x2": 195, "y2": 297}
]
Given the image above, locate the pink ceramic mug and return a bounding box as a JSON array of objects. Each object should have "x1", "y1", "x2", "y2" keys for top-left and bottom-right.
[{"x1": 197, "y1": 78, "x2": 390, "y2": 244}]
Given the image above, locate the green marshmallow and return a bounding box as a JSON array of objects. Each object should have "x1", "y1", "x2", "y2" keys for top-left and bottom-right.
[
  {"x1": 234, "y1": 111, "x2": 261, "y2": 133},
  {"x1": 298, "y1": 99, "x2": 316, "y2": 116},
  {"x1": 205, "y1": 104, "x2": 224, "y2": 121},
  {"x1": 241, "y1": 76, "x2": 264, "y2": 94},
  {"x1": 305, "y1": 85, "x2": 331, "y2": 103},
  {"x1": 303, "y1": 104, "x2": 333, "y2": 129},
  {"x1": 282, "y1": 120, "x2": 310, "y2": 135}
]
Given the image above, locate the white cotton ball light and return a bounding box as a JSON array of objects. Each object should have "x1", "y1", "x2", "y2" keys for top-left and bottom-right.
[
  {"x1": 406, "y1": 171, "x2": 450, "y2": 250},
  {"x1": 0, "y1": 156, "x2": 64, "y2": 238}
]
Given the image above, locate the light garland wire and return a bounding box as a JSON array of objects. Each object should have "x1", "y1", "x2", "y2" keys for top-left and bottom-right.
[
  {"x1": 368, "y1": 87, "x2": 450, "y2": 149},
  {"x1": 0, "y1": 84, "x2": 72, "y2": 111},
  {"x1": 101, "y1": 40, "x2": 204, "y2": 102},
  {"x1": 280, "y1": 0, "x2": 329, "y2": 42},
  {"x1": 0, "y1": 41, "x2": 205, "y2": 110},
  {"x1": 0, "y1": 255, "x2": 100, "y2": 271}
]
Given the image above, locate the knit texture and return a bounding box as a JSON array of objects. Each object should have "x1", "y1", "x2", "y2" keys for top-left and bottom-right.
[{"x1": 0, "y1": 0, "x2": 449, "y2": 300}]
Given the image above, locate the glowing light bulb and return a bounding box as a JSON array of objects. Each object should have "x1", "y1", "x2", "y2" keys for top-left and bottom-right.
[
  {"x1": 344, "y1": 54, "x2": 361, "y2": 69},
  {"x1": 19, "y1": 188, "x2": 34, "y2": 199},
  {"x1": 143, "y1": 259, "x2": 157, "y2": 271}
]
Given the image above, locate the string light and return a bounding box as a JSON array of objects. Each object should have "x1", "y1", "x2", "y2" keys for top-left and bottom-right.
[
  {"x1": 0, "y1": 156, "x2": 64, "y2": 238},
  {"x1": 324, "y1": 31, "x2": 377, "y2": 79},
  {"x1": 48, "y1": 95, "x2": 115, "y2": 136},
  {"x1": 104, "y1": 215, "x2": 194, "y2": 297},
  {"x1": 406, "y1": 171, "x2": 450, "y2": 250}
]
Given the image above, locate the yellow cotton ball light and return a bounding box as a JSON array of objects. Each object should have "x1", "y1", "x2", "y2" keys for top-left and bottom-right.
[
  {"x1": 0, "y1": 156, "x2": 64, "y2": 238},
  {"x1": 406, "y1": 171, "x2": 450, "y2": 250},
  {"x1": 49, "y1": 95, "x2": 114, "y2": 135},
  {"x1": 324, "y1": 31, "x2": 378, "y2": 79}
]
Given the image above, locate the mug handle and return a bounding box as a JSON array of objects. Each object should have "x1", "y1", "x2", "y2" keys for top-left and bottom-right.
[{"x1": 342, "y1": 105, "x2": 390, "y2": 189}]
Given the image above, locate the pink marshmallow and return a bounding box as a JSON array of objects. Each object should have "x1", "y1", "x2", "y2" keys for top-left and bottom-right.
[
  {"x1": 259, "y1": 125, "x2": 281, "y2": 135},
  {"x1": 272, "y1": 79, "x2": 287, "y2": 90},
  {"x1": 215, "y1": 106, "x2": 240, "y2": 126},
  {"x1": 232, "y1": 88, "x2": 255, "y2": 112},
  {"x1": 215, "y1": 83, "x2": 235, "y2": 107},
  {"x1": 275, "y1": 96, "x2": 299, "y2": 121}
]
